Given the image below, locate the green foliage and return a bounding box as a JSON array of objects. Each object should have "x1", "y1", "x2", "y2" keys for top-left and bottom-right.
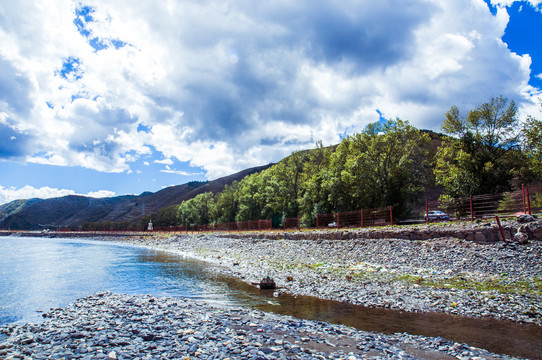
[
  {"x1": 300, "y1": 141, "x2": 334, "y2": 226},
  {"x1": 521, "y1": 100, "x2": 542, "y2": 179},
  {"x1": 497, "y1": 192, "x2": 517, "y2": 214},
  {"x1": 178, "y1": 192, "x2": 215, "y2": 226},
  {"x1": 344, "y1": 119, "x2": 431, "y2": 219},
  {"x1": 212, "y1": 182, "x2": 239, "y2": 223},
  {"x1": 163, "y1": 119, "x2": 433, "y2": 226},
  {"x1": 151, "y1": 205, "x2": 179, "y2": 227},
  {"x1": 435, "y1": 96, "x2": 522, "y2": 197},
  {"x1": 305, "y1": 119, "x2": 431, "y2": 221}
]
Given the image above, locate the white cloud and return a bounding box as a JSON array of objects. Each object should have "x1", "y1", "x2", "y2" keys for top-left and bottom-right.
[
  {"x1": 159, "y1": 165, "x2": 202, "y2": 176},
  {"x1": 0, "y1": 0, "x2": 540, "y2": 180},
  {"x1": 87, "y1": 189, "x2": 116, "y2": 198},
  {"x1": 490, "y1": 0, "x2": 542, "y2": 8},
  {"x1": 0, "y1": 185, "x2": 116, "y2": 206},
  {"x1": 154, "y1": 158, "x2": 173, "y2": 165}
]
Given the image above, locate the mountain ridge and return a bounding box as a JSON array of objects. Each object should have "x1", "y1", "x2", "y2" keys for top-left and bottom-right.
[{"x1": 0, "y1": 164, "x2": 272, "y2": 230}]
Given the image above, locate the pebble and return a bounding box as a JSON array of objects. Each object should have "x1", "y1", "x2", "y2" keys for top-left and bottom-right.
[{"x1": 0, "y1": 292, "x2": 520, "y2": 359}]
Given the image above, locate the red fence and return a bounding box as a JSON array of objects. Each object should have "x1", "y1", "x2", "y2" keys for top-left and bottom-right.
[
  {"x1": 425, "y1": 184, "x2": 542, "y2": 223},
  {"x1": 283, "y1": 217, "x2": 300, "y2": 230},
  {"x1": 316, "y1": 206, "x2": 393, "y2": 229},
  {"x1": 153, "y1": 220, "x2": 273, "y2": 233},
  {"x1": 59, "y1": 184, "x2": 541, "y2": 234}
]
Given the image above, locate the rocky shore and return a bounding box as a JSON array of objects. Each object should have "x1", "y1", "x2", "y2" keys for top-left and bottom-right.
[
  {"x1": 116, "y1": 218, "x2": 542, "y2": 326},
  {"x1": 0, "y1": 292, "x2": 520, "y2": 359},
  {"x1": 1, "y1": 218, "x2": 540, "y2": 359}
]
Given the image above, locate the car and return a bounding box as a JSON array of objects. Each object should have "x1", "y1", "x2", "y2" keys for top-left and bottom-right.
[{"x1": 425, "y1": 210, "x2": 450, "y2": 221}]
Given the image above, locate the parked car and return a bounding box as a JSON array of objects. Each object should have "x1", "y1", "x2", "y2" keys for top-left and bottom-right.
[{"x1": 425, "y1": 210, "x2": 450, "y2": 221}]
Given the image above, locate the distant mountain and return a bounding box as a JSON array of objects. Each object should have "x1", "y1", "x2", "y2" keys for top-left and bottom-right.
[
  {"x1": 0, "y1": 164, "x2": 272, "y2": 230},
  {"x1": 0, "y1": 198, "x2": 42, "y2": 224}
]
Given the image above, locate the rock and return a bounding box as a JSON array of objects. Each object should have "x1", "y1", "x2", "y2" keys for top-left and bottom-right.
[
  {"x1": 473, "y1": 232, "x2": 486, "y2": 242},
  {"x1": 517, "y1": 214, "x2": 535, "y2": 223},
  {"x1": 514, "y1": 232, "x2": 529, "y2": 244},
  {"x1": 517, "y1": 221, "x2": 542, "y2": 240},
  {"x1": 259, "y1": 276, "x2": 276, "y2": 290}
]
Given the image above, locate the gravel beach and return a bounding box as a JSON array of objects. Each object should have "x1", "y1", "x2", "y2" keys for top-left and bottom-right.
[
  {"x1": 0, "y1": 292, "x2": 521, "y2": 359},
  {"x1": 117, "y1": 220, "x2": 542, "y2": 327}
]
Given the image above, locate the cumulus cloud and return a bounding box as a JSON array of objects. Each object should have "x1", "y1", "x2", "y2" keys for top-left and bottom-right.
[
  {"x1": 490, "y1": 0, "x2": 542, "y2": 8},
  {"x1": 0, "y1": 185, "x2": 116, "y2": 206},
  {"x1": 160, "y1": 165, "x2": 202, "y2": 176},
  {"x1": 0, "y1": 0, "x2": 540, "y2": 179}
]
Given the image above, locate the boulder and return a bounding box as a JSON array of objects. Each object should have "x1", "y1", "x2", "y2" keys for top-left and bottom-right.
[
  {"x1": 259, "y1": 276, "x2": 276, "y2": 290},
  {"x1": 514, "y1": 232, "x2": 529, "y2": 244},
  {"x1": 517, "y1": 221, "x2": 542, "y2": 240},
  {"x1": 474, "y1": 231, "x2": 487, "y2": 243},
  {"x1": 517, "y1": 214, "x2": 535, "y2": 223}
]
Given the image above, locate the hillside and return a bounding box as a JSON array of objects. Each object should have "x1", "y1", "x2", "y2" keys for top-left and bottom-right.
[{"x1": 0, "y1": 164, "x2": 271, "y2": 230}]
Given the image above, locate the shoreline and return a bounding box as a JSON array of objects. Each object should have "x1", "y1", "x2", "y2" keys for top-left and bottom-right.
[
  {"x1": 110, "y1": 220, "x2": 542, "y2": 327},
  {"x1": 1, "y1": 220, "x2": 541, "y2": 359},
  {"x1": 2, "y1": 219, "x2": 541, "y2": 326}
]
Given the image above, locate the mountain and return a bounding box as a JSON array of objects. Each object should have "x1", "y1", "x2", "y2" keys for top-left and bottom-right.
[
  {"x1": 0, "y1": 164, "x2": 272, "y2": 230},
  {"x1": 0, "y1": 198, "x2": 42, "y2": 224}
]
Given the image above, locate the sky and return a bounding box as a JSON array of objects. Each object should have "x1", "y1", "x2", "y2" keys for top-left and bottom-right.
[{"x1": 0, "y1": 0, "x2": 541, "y2": 205}]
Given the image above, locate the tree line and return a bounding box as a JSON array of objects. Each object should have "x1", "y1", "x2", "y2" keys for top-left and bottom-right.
[{"x1": 136, "y1": 96, "x2": 541, "y2": 229}]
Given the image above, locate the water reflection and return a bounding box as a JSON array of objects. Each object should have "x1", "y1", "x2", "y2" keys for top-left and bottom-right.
[{"x1": 140, "y1": 250, "x2": 542, "y2": 359}]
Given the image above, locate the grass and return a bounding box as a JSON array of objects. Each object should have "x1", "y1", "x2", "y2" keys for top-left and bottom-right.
[
  {"x1": 394, "y1": 274, "x2": 542, "y2": 295},
  {"x1": 263, "y1": 257, "x2": 542, "y2": 296}
]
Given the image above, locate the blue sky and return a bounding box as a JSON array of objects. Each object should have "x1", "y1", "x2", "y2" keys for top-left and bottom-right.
[{"x1": 0, "y1": 0, "x2": 541, "y2": 205}]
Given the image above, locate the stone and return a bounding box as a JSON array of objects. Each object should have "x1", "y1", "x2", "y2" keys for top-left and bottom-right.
[
  {"x1": 259, "y1": 277, "x2": 276, "y2": 290},
  {"x1": 473, "y1": 232, "x2": 486, "y2": 242},
  {"x1": 517, "y1": 214, "x2": 535, "y2": 223},
  {"x1": 514, "y1": 232, "x2": 529, "y2": 244}
]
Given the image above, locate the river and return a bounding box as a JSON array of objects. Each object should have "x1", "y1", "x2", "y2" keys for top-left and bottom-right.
[{"x1": 1, "y1": 236, "x2": 541, "y2": 359}]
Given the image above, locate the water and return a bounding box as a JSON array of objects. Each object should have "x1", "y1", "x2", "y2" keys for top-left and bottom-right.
[
  {"x1": 1, "y1": 236, "x2": 541, "y2": 359},
  {"x1": 0, "y1": 236, "x2": 266, "y2": 325}
]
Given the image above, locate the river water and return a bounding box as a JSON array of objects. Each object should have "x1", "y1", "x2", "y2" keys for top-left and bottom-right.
[{"x1": 1, "y1": 236, "x2": 541, "y2": 359}]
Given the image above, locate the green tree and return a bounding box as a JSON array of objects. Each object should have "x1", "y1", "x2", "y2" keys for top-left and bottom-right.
[
  {"x1": 341, "y1": 119, "x2": 431, "y2": 219},
  {"x1": 178, "y1": 192, "x2": 215, "y2": 225},
  {"x1": 212, "y1": 182, "x2": 239, "y2": 223},
  {"x1": 236, "y1": 173, "x2": 265, "y2": 221},
  {"x1": 299, "y1": 141, "x2": 334, "y2": 226},
  {"x1": 435, "y1": 96, "x2": 521, "y2": 197},
  {"x1": 522, "y1": 99, "x2": 542, "y2": 179},
  {"x1": 323, "y1": 137, "x2": 354, "y2": 212}
]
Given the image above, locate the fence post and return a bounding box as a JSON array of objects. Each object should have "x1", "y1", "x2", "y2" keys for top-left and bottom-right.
[
  {"x1": 389, "y1": 206, "x2": 393, "y2": 226},
  {"x1": 522, "y1": 184, "x2": 526, "y2": 214},
  {"x1": 470, "y1": 195, "x2": 474, "y2": 221},
  {"x1": 298, "y1": 217, "x2": 300, "y2": 229},
  {"x1": 495, "y1": 216, "x2": 507, "y2": 242},
  {"x1": 425, "y1": 200, "x2": 429, "y2": 224},
  {"x1": 360, "y1": 209, "x2": 364, "y2": 228},
  {"x1": 316, "y1": 214, "x2": 319, "y2": 229},
  {"x1": 337, "y1": 212, "x2": 340, "y2": 229},
  {"x1": 527, "y1": 188, "x2": 532, "y2": 215}
]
